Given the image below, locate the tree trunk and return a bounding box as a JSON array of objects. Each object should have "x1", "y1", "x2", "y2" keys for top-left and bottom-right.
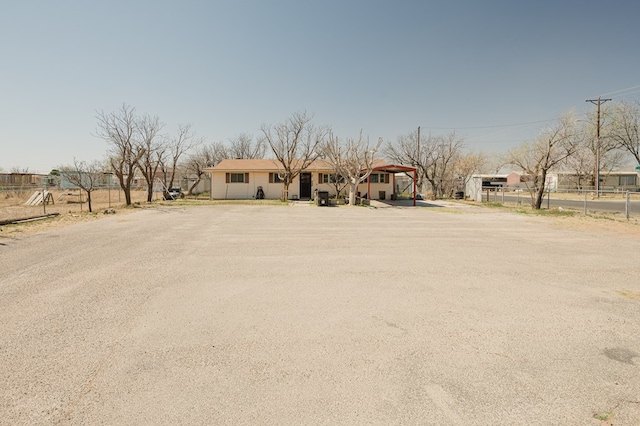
[
  {"x1": 348, "y1": 181, "x2": 357, "y2": 205},
  {"x1": 533, "y1": 188, "x2": 544, "y2": 209},
  {"x1": 87, "y1": 191, "x2": 93, "y2": 213},
  {"x1": 146, "y1": 183, "x2": 153, "y2": 203},
  {"x1": 188, "y1": 176, "x2": 202, "y2": 195},
  {"x1": 533, "y1": 171, "x2": 547, "y2": 209}
]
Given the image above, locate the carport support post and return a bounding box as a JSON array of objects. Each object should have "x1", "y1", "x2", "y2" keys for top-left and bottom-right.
[{"x1": 413, "y1": 169, "x2": 417, "y2": 206}]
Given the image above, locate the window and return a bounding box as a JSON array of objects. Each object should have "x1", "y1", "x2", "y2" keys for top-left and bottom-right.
[
  {"x1": 620, "y1": 175, "x2": 636, "y2": 186},
  {"x1": 381, "y1": 173, "x2": 389, "y2": 184},
  {"x1": 226, "y1": 173, "x2": 249, "y2": 183},
  {"x1": 369, "y1": 174, "x2": 379, "y2": 183},
  {"x1": 330, "y1": 174, "x2": 344, "y2": 184},
  {"x1": 319, "y1": 173, "x2": 344, "y2": 184},
  {"x1": 269, "y1": 173, "x2": 283, "y2": 183}
]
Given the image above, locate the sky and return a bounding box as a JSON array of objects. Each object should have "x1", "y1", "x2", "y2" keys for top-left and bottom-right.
[{"x1": 2, "y1": 0, "x2": 640, "y2": 173}]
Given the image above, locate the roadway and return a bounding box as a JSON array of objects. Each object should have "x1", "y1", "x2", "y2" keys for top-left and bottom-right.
[
  {"x1": 1, "y1": 204, "x2": 639, "y2": 424},
  {"x1": 488, "y1": 193, "x2": 640, "y2": 215}
]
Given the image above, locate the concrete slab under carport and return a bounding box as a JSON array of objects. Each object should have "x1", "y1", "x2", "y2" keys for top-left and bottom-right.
[{"x1": 0, "y1": 204, "x2": 639, "y2": 424}]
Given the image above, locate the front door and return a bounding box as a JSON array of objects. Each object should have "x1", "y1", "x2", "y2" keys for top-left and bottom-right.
[{"x1": 299, "y1": 173, "x2": 312, "y2": 199}]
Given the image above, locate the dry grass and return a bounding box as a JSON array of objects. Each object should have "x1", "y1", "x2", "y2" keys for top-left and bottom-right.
[
  {"x1": 0, "y1": 189, "x2": 292, "y2": 238},
  {"x1": 0, "y1": 188, "x2": 152, "y2": 238},
  {"x1": 3, "y1": 188, "x2": 640, "y2": 240}
]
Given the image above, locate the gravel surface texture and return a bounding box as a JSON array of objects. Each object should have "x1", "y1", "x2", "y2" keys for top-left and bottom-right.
[{"x1": 1, "y1": 202, "x2": 639, "y2": 425}]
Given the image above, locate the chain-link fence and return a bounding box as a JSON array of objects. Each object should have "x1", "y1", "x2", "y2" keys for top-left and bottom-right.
[
  {"x1": 0, "y1": 186, "x2": 153, "y2": 221},
  {"x1": 481, "y1": 187, "x2": 640, "y2": 220}
]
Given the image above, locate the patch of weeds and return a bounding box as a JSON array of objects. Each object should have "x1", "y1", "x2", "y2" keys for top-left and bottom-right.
[
  {"x1": 594, "y1": 411, "x2": 612, "y2": 421},
  {"x1": 587, "y1": 213, "x2": 617, "y2": 221},
  {"x1": 511, "y1": 207, "x2": 577, "y2": 217},
  {"x1": 617, "y1": 290, "x2": 640, "y2": 300},
  {"x1": 536, "y1": 208, "x2": 576, "y2": 217}
]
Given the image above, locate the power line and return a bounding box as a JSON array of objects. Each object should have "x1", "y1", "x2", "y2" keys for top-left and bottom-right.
[
  {"x1": 599, "y1": 84, "x2": 640, "y2": 98},
  {"x1": 420, "y1": 117, "x2": 558, "y2": 130}
]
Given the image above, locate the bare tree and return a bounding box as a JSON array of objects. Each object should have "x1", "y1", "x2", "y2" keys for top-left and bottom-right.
[
  {"x1": 261, "y1": 111, "x2": 328, "y2": 200},
  {"x1": 228, "y1": 133, "x2": 266, "y2": 159},
  {"x1": 454, "y1": 151, "x2": 487, "y2": 193},
  {"x1": 185, "y1": 142, "x2": 228, "y2": 194},
  {"x1": 507, "y1": 114, "x2": 581, "y2": 209},
  {"x1": 58, "y1": 158, "x2": 103, "y2": 212},
  {"x1": 160, "y1": 124, "x2": 201, "y2": 195},
  {"x1": 10, "y1": 166, "x2": 30, "y2": 173},
  {"x1": 385, "y1": 130, "x2": 465, "y2": 198},
  {"x1": 320, "y1": 134, "x2": 349, "y2": 199},
  {"x1": 385, "y1": 130, "x2": 425, "y2": 190},
  {"x1": 136, "y1": 114, "x2": 165, "y2": 202},
  {"x1": 324, "y1": 131, "x2": 382, "y2": 205},
  {"x1": 565, "y1": 117, "x2": 625, "y2": 190},
  {"x1": 608, "y1": 100, "x2": 640, "y2": 165},
  {"x1": 96, "y1": 104, "x2": 143, "y2": 206},
  {"x1": 426, "y1": 133, "x2": 466, "y2": 198}
]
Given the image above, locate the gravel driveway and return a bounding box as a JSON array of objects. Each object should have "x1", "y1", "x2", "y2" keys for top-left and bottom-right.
[{"x1": 1, "y1": 203, "x2": 639, "y2": 425}]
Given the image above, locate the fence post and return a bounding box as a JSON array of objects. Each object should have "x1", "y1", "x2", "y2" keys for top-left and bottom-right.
[
  {"x1": 626, "y1": 191, "x2": 630, "y2": 221},
  {"x1": 501, "y1": 187, "x2": 505, "y2": 203},
  {"x1": 43, "y1": 184, "x2": 46, "y2": 215},
  {"x1": 547, "y1": 187, "x2": 550, "y2": 209},
  {"x1": 584, "y1": 191, "x2": 587, "y2": 216}
]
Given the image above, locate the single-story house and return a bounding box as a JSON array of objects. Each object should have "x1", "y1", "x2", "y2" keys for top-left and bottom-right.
[{"x1": 204, "y1": 159, "x2": 417, "y2": 202}]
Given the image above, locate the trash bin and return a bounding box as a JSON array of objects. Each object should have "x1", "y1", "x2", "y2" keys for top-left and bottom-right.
[
  {"x1": 379, "y1": 191, "x2": 386, "y2": 200},
  {"x1": 316, "y1": 191, "x2": 329, "y2": 206}
]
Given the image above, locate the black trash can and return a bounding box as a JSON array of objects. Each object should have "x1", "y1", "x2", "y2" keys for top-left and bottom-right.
[{"x1": 316, "y1": 191, "x2": 329, "y2": 206}]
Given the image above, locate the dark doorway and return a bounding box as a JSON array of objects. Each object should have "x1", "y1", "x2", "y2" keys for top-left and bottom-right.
[{"x1": 300, "y1": 173, "x2": 312, "y2": 199}]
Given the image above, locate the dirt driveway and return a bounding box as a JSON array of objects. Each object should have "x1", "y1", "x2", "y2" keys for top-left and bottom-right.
[{"x1": 1, "y1": 203, "x2": 639, "y2": 425}]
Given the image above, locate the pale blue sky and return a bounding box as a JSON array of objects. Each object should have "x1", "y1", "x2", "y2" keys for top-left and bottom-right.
[{"x1": 2, "y1": 0, "x2": 639, "y2": 173}]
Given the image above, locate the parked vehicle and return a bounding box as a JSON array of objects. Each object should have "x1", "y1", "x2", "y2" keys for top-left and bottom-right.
[{"x1": 164, "y1": 188, "x2": 185, "y2": 200}]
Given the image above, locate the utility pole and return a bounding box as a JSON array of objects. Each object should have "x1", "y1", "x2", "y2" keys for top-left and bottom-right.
[
  {"x1": 585, "y1": 97, "x2": 611, "y2": 197},
  {"x1": 416, "y1": 126, "x2": 421, "y2": 195},
  {"x1": 416, "y1": 126, "x2": 421, "y2": 163}
]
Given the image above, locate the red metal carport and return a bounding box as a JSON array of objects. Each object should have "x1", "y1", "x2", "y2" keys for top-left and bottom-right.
[{"x1": 366, "y1": 164, "x2": 418, "y2": 206}]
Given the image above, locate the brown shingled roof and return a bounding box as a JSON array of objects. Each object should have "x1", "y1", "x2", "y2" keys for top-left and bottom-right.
[
  {"x1": 206, "y1": 158, "x2": 337, "y2": 172},
  {"x1": 205, "y1": 158, "x2": 391, "y2": 172}
]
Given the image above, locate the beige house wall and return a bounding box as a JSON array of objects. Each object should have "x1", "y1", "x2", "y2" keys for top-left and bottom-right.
[{"x1": 211, "y1": 170, "x2": 394, "y2": 200}]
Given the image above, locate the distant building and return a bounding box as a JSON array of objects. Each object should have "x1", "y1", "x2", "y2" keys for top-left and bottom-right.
[{"x1": 0, "y1": 172, "x2": 54, "y2": 188}]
